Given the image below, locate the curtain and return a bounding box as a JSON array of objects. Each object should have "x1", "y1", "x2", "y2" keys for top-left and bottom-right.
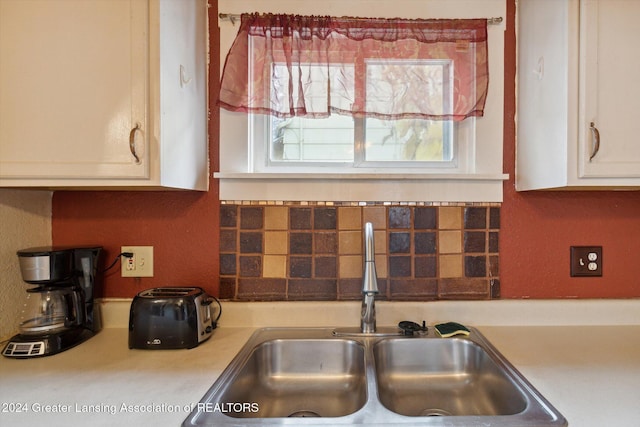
[{"x1": 219, "y1": 13, "x2": 489, "y2": 121}]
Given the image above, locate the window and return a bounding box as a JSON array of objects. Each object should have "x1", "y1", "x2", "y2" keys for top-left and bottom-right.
[
  {"x1": 217, "y1": 0, "x2": 507, "y2": 202},
  {"x1": 264, "y1": 60, "x2": 457, "y2": 168}
]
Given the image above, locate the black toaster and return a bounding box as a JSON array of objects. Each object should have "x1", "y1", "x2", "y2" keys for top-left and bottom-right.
[{"x1": 128, "y1": 287, "x2": 218, "y2": 350}]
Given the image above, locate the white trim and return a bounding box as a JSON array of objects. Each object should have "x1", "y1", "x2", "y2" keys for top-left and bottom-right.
[
  {"x1": 216, "y1": 174, "x2": 507, "y2": 203},
  {"x1": 217, "y1": 0, "x2": 506, "y2": 202}
]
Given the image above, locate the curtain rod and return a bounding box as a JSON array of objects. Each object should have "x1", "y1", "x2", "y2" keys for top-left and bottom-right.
[{"x1": 219, "y1": 13, "x2": 503, "y2": 26}]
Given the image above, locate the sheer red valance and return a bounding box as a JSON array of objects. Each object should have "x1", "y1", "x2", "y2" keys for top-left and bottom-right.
[{"x1": 219, "y1": 13, "x2": 489, "y2": 121}]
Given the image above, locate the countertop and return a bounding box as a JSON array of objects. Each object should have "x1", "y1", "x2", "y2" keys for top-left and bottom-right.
[{"x1": 1, "y1": 299, "x2": 639, "y2": 426}]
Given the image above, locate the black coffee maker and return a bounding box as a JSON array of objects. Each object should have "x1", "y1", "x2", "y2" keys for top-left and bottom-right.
[{"x1": 2, "y1": 246, "x2": 102, "y2": 358}]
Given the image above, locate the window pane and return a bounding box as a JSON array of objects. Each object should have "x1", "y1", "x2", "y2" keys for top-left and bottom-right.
[
  {"x1": 364, "y1": 118, "x2": 453, "y2": 162},
  {"x1": 365, "y1": 60, "x2": 452, "y2": 116},
  {"x1": 270, "y1": 115, "x2": 354, "y2": 162},
  {"x1": 364, "y1": 60, "x2": 453, "y2": 162}
]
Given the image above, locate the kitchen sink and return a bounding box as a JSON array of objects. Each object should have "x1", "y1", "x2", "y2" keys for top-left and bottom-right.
[
  {"x1": 218, "y1": 338, "x2": 366, "y2": 418},
  {"x1": 374, "y1": 338, "x2": 527, "y2": 417},
  {"x1": 183, "y1": 327, "x2": 567, "y2": 426}
]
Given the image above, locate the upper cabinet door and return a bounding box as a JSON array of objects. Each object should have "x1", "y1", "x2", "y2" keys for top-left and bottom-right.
[
  {"x1": 579, "y1": 0, "x2": 640, "y2": 179},
  {"x1": 0, "y1": 0, "x2": 148, "y2": 180},
  {"x1": 517, "y1": 0, "x2": 640, "y2": 190}
]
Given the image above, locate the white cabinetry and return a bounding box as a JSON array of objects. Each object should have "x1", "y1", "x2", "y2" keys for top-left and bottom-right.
[
  {"x1": 517, "y1": 0, "x2": 640, "y2": 190},
  {"x1": 0, "y1": 0, "x2": 208, "y2": 190}
]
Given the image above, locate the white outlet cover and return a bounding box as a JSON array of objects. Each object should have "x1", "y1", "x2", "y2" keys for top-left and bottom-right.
[{"x1": 121, "y1": 246, "x2": 154, "y2": 277}]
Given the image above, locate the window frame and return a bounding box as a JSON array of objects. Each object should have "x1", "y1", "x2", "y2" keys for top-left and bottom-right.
[{"x1": 216, "y1": 0, "x2": 508, "y2": 203}]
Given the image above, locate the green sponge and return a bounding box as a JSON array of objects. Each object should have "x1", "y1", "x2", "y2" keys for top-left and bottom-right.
[{"x1": 434, "y1": 322, "x2": 470, "y2": 338}]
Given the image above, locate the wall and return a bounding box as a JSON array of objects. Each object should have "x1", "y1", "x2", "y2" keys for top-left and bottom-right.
[
  {"x1": 0, "y1": 190, "x2": 52, "y2": 339},
  {"x1": 51, "y1": 0, "x2": 640, "y2": 300}
]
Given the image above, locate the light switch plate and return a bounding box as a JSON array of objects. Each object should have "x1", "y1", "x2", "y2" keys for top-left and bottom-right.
[
  {"x1": 570, "y1": 246, "x2": 602, "y2": 277},
  {"x1": 121, "y1": 246, "x2": 154, "y2": 277}
]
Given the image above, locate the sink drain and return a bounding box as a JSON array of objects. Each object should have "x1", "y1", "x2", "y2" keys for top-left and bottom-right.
[
  {"x1": 421, "y1": 408, "x2": 452, "y2": 417},
  {"x1": 288, "y1": 410, "x2": 321, "y2": 417}
]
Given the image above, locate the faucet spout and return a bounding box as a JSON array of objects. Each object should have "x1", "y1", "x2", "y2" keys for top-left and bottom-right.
[{"x1": 361, "y1": 222, "x2": 378, "y2": 333}]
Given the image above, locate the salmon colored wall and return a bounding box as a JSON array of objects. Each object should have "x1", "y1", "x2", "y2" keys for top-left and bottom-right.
[{"x1": 52, "y1": 0, "x2": 640, "y2": 299}]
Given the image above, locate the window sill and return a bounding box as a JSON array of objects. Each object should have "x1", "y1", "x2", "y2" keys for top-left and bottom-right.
[{"x1": 215, "y1": 172, "x2": 508, "y2": 203}]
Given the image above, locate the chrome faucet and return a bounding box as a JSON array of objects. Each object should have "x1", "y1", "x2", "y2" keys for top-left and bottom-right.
[{"x1": 361, "y1": 222, "x2": 379, "y2": 333}]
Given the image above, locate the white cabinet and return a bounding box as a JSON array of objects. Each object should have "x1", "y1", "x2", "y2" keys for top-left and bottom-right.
[
  {"x1": 516, "y1": 0, "x2": 640, "y2": 190},
  {"x1": 0, "y1": 0, "x2": 208, "y2": 190}
]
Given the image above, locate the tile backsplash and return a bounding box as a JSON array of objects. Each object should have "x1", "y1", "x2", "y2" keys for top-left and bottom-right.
[{"x1": 219, "y1": 202, "x2": 500, "y2": 301}]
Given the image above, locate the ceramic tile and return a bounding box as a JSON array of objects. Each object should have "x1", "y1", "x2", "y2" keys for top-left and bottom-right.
[
  {"x1": 264, "y1": 231, "x2": 288, "y2": 255},
  {"x1": 240, "y1": 207, "x2": 263, "y2": 229},
  {"x1": 414, "y1": 207, "x2": 437, "y2": 229},
  {"x1": 237, "y1": 278, "x2": 286, "y2": 301},
  {"x1": 464, "y1": 207, "x2": 487, "y2": 229},
  {"x1": 438, "y1": 278, "x2": 489, "y2": 299},
  {"x1": 264, "y1": 206, "x2": 288, "y2": 230},
  {"x1": 439, "y1": 254, "x2": 463, "y2": 278},
  {"x1": 289, "y1": 256, "x2": 312, "y2": 278},
  {"x1": 339, "y1": 255, "x2": 363, "y2": 278},
  {"x1": 363, "y1": 206, "x2": 386, "y2": 229},
  {"x1": 389, "y1": 256, "x2": 411, "y2": 277},
  {"x1": 490, "y1": 279, "x2": 501, "y2": 299},
  {"x1": 288, "y1": 279, "x2": 337, "y2": 300},
  {"x1": 464, "y1": 231, "x2": 486, "y2": 253},
  {"x1": 415, "y1": 232, "x2": 436, "y2": 254},
  {"x1": 415, "y1": 256, "x2": 437, "y2": 278},
  {"x1": 290, "y1": 232, "x2": 312, "y2": 254},
  {"x1": 438, "y1": 230, "x2": 462, "y2": 254},
  {"x1": 315, "y1": 256, "x2": 337, "y2": 278},
  {"x1": 239, "y1": 256, "x2": 261, "y2": 277},
  {"x1": 374, "y1": 231, "x2": 387, "y2": 254},
  {"x1": 218, "y1": 278, "x2": 236, "y2": 300},
  {"x1": 314, "y1": 207, "x2": 337, "y2": 230},
  {"x1": 314, "y1": 232, "x2": 337, "y2": 254},
  {"x1": 219, "y1": 254, "x2": 236, "y2": 275},
  {"x1": 489, "y1": 255, "x2": 500, "y2": 277},
  {"x1": 339, "y1": 231, "x2": 362, "y2": 255},
  {"x1": 489, "y1": 232, "x2": 499, "y2": 253},
  {"x1": 219, "y1": 230, "x2": 237, "y2": 252},
  {"x1": 219, "y1": 202, "x2": 499, "y2": 302},
  {"x1": 290, "y1": 207, "x2": 312, "y2": 230},
  {"x1": 337, "y1": 278, "x2": 364, "y2": 300},
  {"x1": 438, "y1": 207, "x2": 462, "y2": 230},
  {"x1": 465, "y1": 255, "x2": 487, "y2": 277},
  {"x1": 389, "y1": 232, "x2": 411, "y2": 253},
  {"x1": 389, "y1": 207, "x2": 411, "y2": 228},
  {"x1": 263, "y1": 255, "x2": 287, "y2": 278},
  {"x1": 338, "y1": 207, "x2": 361, "y2": 230},
  {"x1": 375, "y1": 254, "x2": 388, "y2": 279},
  {"x1": 220, "y1": 205, "x2": 237, "y2": 228},
  {"x1": 239, "y1": 232, "x2": 262, "y2": 253},
  {"x1": 490, "y1": 207, "x2": 501, "y2": 229},
  {"x1": 390, "y1": 278, "x2": 437, "y2": 300}
]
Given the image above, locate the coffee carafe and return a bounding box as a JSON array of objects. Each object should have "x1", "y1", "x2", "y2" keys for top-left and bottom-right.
[{"x1": 2, "y1": 246, "x2": 102, "y2": 358}]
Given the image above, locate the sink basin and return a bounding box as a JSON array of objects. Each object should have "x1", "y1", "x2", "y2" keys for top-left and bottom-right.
[
  {"x1": 184, "y1": 327, "x2": 567, "y2": 426},
  {"x1": 219, "y1": 338, "x2": 366, "y2": 418},
  {"x1": 374, "y1": 338, "x2": 527, "y2": 417}
]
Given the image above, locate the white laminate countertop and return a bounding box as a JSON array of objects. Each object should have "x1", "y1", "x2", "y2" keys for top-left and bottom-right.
[{"x1": 1, "y1": 299, "x2": 639, "y2": 427}]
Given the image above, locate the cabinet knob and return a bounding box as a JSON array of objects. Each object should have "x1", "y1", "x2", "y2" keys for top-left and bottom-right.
[
  {"x1": 589, "y1": 122, "x2": 600, "y2": 162},
  {"x1": 129, "y1": 123, "x2": 142, "y2": 164}
]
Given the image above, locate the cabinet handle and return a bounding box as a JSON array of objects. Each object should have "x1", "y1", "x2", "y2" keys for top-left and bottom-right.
[
  {"x1": 589, "y1": 122, "x2": 600, "y2": 162},
  {"x1": 129, "y1": 123, "x2": 142, "y2": 164}
]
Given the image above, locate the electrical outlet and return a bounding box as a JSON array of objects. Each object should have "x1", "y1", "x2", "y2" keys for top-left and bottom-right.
[
  {"x1": 121, "y1": 246, "x2": 154, "y2": 277},
  {"x1": 570, "y1": 246, "x2": 602, "y2": 277}
]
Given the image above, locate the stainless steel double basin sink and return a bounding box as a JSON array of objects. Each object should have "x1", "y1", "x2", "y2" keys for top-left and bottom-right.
[{"x1": 183, "y1": 327, "x2": 566, "y2": 426}]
